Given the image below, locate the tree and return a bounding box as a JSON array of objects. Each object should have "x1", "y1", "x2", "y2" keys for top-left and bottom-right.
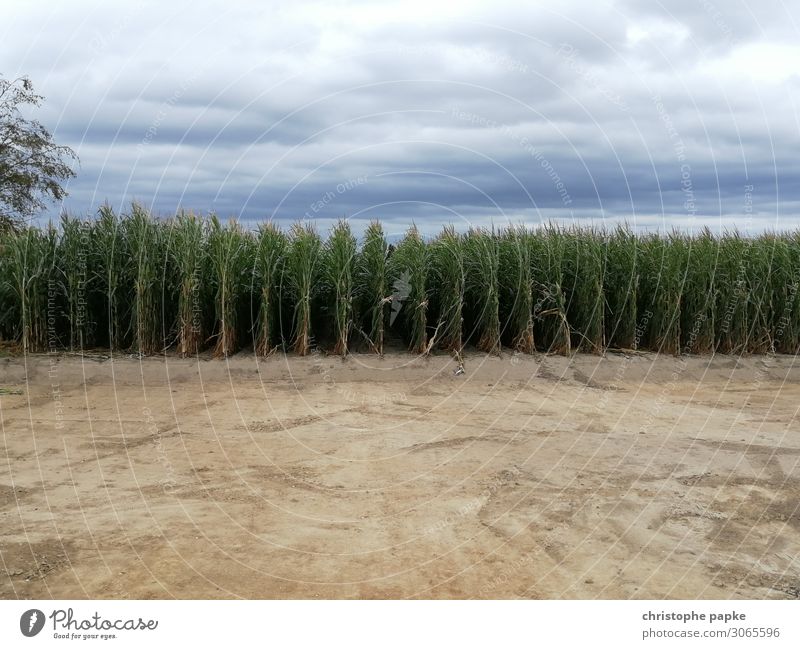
[{"x1": 0, "y1": 76, "x2": 78, "y2": 232}]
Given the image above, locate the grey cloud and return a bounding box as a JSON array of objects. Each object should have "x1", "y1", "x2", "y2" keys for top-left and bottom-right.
[{"x1": 2, "y1": 0, "x2": 798, "y2": 232}]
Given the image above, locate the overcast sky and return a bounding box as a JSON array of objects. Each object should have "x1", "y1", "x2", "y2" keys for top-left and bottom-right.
[{"x1": 3, "y1": 0, "x2": 799, "y2": 236}]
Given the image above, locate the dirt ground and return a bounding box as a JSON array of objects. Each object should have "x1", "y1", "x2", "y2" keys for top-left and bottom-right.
[{"x1": 1, "y1": 349, "x2": 799, "y2": 599}]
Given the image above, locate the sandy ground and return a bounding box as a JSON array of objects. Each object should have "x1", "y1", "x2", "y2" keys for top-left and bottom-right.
[{"x1": 1, "y1": 349, "x2": 799, "y2": 600}]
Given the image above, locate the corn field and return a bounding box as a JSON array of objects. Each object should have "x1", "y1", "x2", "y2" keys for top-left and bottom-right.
[{"x1": 1, "y1": 206, "x2": 799, "y2": 357}]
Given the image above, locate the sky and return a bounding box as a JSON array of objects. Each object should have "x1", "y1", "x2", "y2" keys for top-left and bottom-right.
[{"x1": 2, "y1": 0, "x2": 800, "y2": 236}]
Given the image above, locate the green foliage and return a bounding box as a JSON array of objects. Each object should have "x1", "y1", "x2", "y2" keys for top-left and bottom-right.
[
  {"x1": 2, "y1": 215, "x2": 799, "y2": 358},
  {"x1": 769, "y1": 232, "x2": 800, "y2": 353},
  {"x1": 253, "y1": 221, "x2": 287, "y2": 356},
  {"x1": 0, "y1": 223, "x2": 57, "y2": 351},
  {"x1": 638, "y1": 232, "x2": 686, "y2": 355},
  {"x1": 680, "y1": 227, "x2": 717, "y2": 354},
  {"x1": 356, "y1": 221, "x2": 389, "y2": 354},
  {"x1": 170, "y1": 211, "x2": 207, "y2": 356},
  {"x1": 465, "y1": 227, "x2": 501, "y2": 353},
  {"x1": 714, "y1": 231, "x2": 751, "y2": 354},
  {"x1": 531, "y1": 225, "x2": 570, "y2": 354},
  {"x1": 324, "y1": 220, "x2": 357, "y2": 356},
  {"x1": 604, "y1": 225, "x2": 638, "y2": 349},
  {"x1": 207, "y1": 215, "x2": 251, "y2": 357},
  {"x1": 57, "y1": 214, "x2": 93, "y2": 350},
  {"x1": 389, "y1": 225, "x2": 429, "y2": 354},
  {"x1": 91, "y1": 204, "x2": 128, "y2": 350},
  {"x1": 286, "y1": 223, "x2": 322, "y2": 355},
  {"x1": 499, "y1": 225, "x2": 534, "y2": 353},
  {"x1": 430, "y1": 225, "x2": 465, "y2": 352},
  {"x1": 563, "y1": 227, "x2": 605, "y2": 353},
  {"x1": 0, "y1": 76, "x2": 77, "y2": 231},
  {"x1": 126, "y1": 203, "x2": 166, "y2": 355}
]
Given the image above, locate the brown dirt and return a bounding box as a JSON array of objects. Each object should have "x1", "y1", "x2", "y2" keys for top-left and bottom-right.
[{"x1": 1, "y1": 351, "x2": 799, "y2": 599}]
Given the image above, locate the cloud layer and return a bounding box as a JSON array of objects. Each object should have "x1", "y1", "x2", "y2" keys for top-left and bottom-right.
[{"x1": 3, "y1": 0, "x2": 800, "y2": 235}]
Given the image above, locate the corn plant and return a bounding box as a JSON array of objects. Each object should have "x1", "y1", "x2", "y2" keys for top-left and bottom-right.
[
  {"x1": 743, "y1": 235, "x2": 774, "y2": 353},
  {"x1": 680, "y1": 227, "x2": 717, "y2": 353},
  {"x1": 0, "y1": 224, "x2": 58, "y2": 351},
  {"x1": 531, "y1": 225, "x2": 570, "y2": 354},
  {"x1": 499, "y1": 225, "x2": 535, "y2": 353},
  {"x1": 356, "y1": 220, "x2": 389, "y2": 354},
  {"x1": 56, "y1": 214, "x2": 93, "y2": 350},
  {"x1": 3, "y1": 217, "x2": 800, "y2": 359},
  {"x1": 0, "y1": 233, "x2": 11, "y2": 340},
  {"x1": 429, "y1": 225, "x2": 465, "y2": 352},
  {"x1": 207, "y1": 215, "x2": 251, "y2": 357},
  {"x1": 714, "y1": 231, "x2": 749, "y2": 353},
  {"x1": 91, "y1": 204, "x2": 128, "y2": 350},
  {"x1": 170, "y1": 211, "x2": 207, "y2": 356},
  {"x1": 324, "y1": 220, "x2": 357, "y2": 356},
  {"x1": 639, "y1": 231, "x2": 686, "y2": 355},
  {"x1": 286, "y1": 222, "x2": 322, "y2": 356},
  {"x1": 389, "y1": 225, "x2": 428, "y2": 353},
  {"x1": 464, "y1": 227, "x2": 501, "y2": 353},
  {"x1": 770, "y1": 231, "x2": 800, "y2": 353},
  {"x1": 604, "y1": 225, "x2": 638, "y2": 349},
  {"x1": 562, "y1": 227, "x2": 605, "y2": 353},
  {"x1": 252, "y1": 221, "x2": 287, "y2": 356},
  {"x1": 125, "y1": 204, "x2": 165, "y2": 355}
]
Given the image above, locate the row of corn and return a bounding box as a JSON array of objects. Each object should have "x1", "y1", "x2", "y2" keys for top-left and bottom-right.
[{"x1": 1, "y1": 205, "x2": 799, "y2": 357}]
